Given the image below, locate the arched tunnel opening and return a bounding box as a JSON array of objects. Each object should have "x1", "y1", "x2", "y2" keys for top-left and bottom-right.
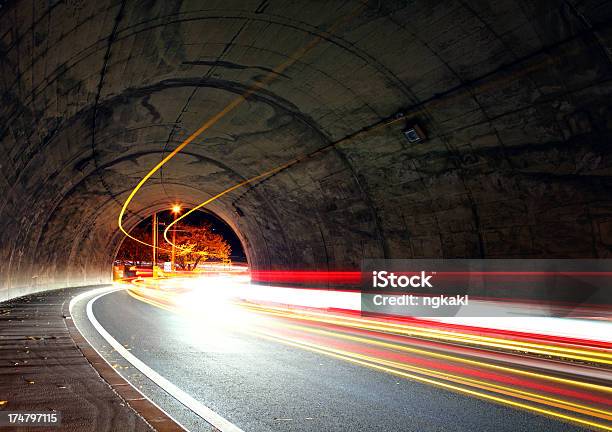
[
  {"x1": 1, "y1": 1, "x2": 611, "y2": 431},
  {"x1": 114, "y1": 207, "x2": 247, "y2": 271},
  {"x1": 113, "y1": 203, "x2": 248, "y2": 271}
]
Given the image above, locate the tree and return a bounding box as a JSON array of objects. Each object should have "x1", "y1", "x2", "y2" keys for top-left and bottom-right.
[{"x1": 173, "y1": 223, "x2": 231, "y2": 270}]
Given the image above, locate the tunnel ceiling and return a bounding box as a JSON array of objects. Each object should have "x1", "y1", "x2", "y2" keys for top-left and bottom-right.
[{"x1": 1, "y1": 0, "x2": 612, "y2": 297}]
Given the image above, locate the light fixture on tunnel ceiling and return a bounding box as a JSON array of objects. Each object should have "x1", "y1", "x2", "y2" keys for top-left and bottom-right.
[
  {"x1": 171, "y1": 204, "x2": 182, "y2": 214},
  {"x1": 402, "y1": 123, "x2": 426, "y2": 143}
]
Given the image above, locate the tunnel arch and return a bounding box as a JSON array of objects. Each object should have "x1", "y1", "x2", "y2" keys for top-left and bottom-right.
[
  {"x1": 2, "y1": 0, "x2": 612, "y2": 301},
  {"x1": 111, "y1": 202, "x2": 250, "y2": 267}
]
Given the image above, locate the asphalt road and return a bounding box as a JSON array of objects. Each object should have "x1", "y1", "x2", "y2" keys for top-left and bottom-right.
[{"x1": 90, "y1": 290, "x2": 587, "y2": 432}]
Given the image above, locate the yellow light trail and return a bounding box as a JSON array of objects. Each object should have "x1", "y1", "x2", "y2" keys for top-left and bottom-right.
[
  {"x1": 118, "y1": 2, "x2": 367, "y2": 250},
  {"x1": 271, "y1": 321, "x2": 612, "y2": 395},
  {"x1": 254, "y1": 330, "x2": 612, "y2": 421},
  {"x1": 252, "y1": 324, "x2": 612, "y2": 419},
  {"x1": 243, "y1": 303, "x2": 612, "y2": 366},
  {"x1": 251, "y1": 330, "x2": 612, "y2": 431}
]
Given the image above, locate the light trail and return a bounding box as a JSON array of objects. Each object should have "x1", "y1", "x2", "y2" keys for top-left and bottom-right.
[
  {"x1": 250, "y1": 331, "x2": 612, "y2": 431},
  {"x1": 124, "y1": 275, "x2": 612, "y2": 367},
  {"x1": 118, "y1": 2, "x2": 367, "y2": 250},
  {"x1": 267, "y1": 322, "x2": 612, "y2": 399},
  {"x1": 120, "y1": 275, "x2": 612, "y2": 431},
  {"x1": 263, "y1": 325, "x2": 611, "y2": 406},
  {"x1": 243, "y1": 303, "x2": 612, "y2": 366}
]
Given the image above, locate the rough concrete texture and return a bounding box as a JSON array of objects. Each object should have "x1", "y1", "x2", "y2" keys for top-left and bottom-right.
[
  {"x1": 0, "y1": 287, "x2": 166, "y2": 431},
  {"x1": 1, "y1": 1, "x2": 612, "y2": 300}
]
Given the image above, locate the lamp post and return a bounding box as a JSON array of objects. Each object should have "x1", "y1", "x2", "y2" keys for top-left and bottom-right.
[
  {"x1": 171, "y1": 204, "x2": 181, "y2": 271},
  {"x1": 152, "y1": 212, "x2": 157, "y2": 274}
]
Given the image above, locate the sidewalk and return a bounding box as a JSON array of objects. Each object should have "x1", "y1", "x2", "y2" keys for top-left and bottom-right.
[{"x1": 0, "y1": 286, "x2": 183, "y2": 432}]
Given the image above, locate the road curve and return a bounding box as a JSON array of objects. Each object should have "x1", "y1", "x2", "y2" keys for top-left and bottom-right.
[{"x1": 76, "y1": 288, "x2": 595, "y2": 432}]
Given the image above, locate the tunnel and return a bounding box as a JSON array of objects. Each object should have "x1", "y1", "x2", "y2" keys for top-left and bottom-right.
[
  {"x1": 2, "y1": 2, "x2": 612, "y2": 432},
  {"x1": 1, "y1": 1, "x2": 612, "y2": 302}
]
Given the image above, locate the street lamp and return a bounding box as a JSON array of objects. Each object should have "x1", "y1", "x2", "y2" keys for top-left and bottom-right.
[
  {"x1": 152, "y1": 212, "x2": 158, "y2": 275},
  {"x1": 171, "y1": 204, "x2": 181, "y2": 271}
]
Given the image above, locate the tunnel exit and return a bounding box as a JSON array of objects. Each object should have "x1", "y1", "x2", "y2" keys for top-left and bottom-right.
[{"x1": 114, "y1": 207, "x2": 247, "y2": 279}]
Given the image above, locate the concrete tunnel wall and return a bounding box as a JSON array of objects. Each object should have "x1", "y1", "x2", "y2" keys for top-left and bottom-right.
[{"x1": 1, "y1": 0, "x2": 612, "y2": 301}]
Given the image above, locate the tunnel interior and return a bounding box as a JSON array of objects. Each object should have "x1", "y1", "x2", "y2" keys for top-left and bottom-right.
[{"x1": 1, "y1": 1, "x2": 612, "y2": 301}]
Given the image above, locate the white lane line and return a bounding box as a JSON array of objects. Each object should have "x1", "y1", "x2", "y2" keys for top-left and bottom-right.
[
  {"x1": 71, "y1": 287, "x2": 245, "y2": 432},
  {"x1": 69, "y1": 287, "x2": 189, "y2": 431}
]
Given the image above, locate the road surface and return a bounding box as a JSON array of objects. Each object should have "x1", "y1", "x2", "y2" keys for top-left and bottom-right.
[{"x1": 71, "y1": 286, "x2": 607, "y2": 432}]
